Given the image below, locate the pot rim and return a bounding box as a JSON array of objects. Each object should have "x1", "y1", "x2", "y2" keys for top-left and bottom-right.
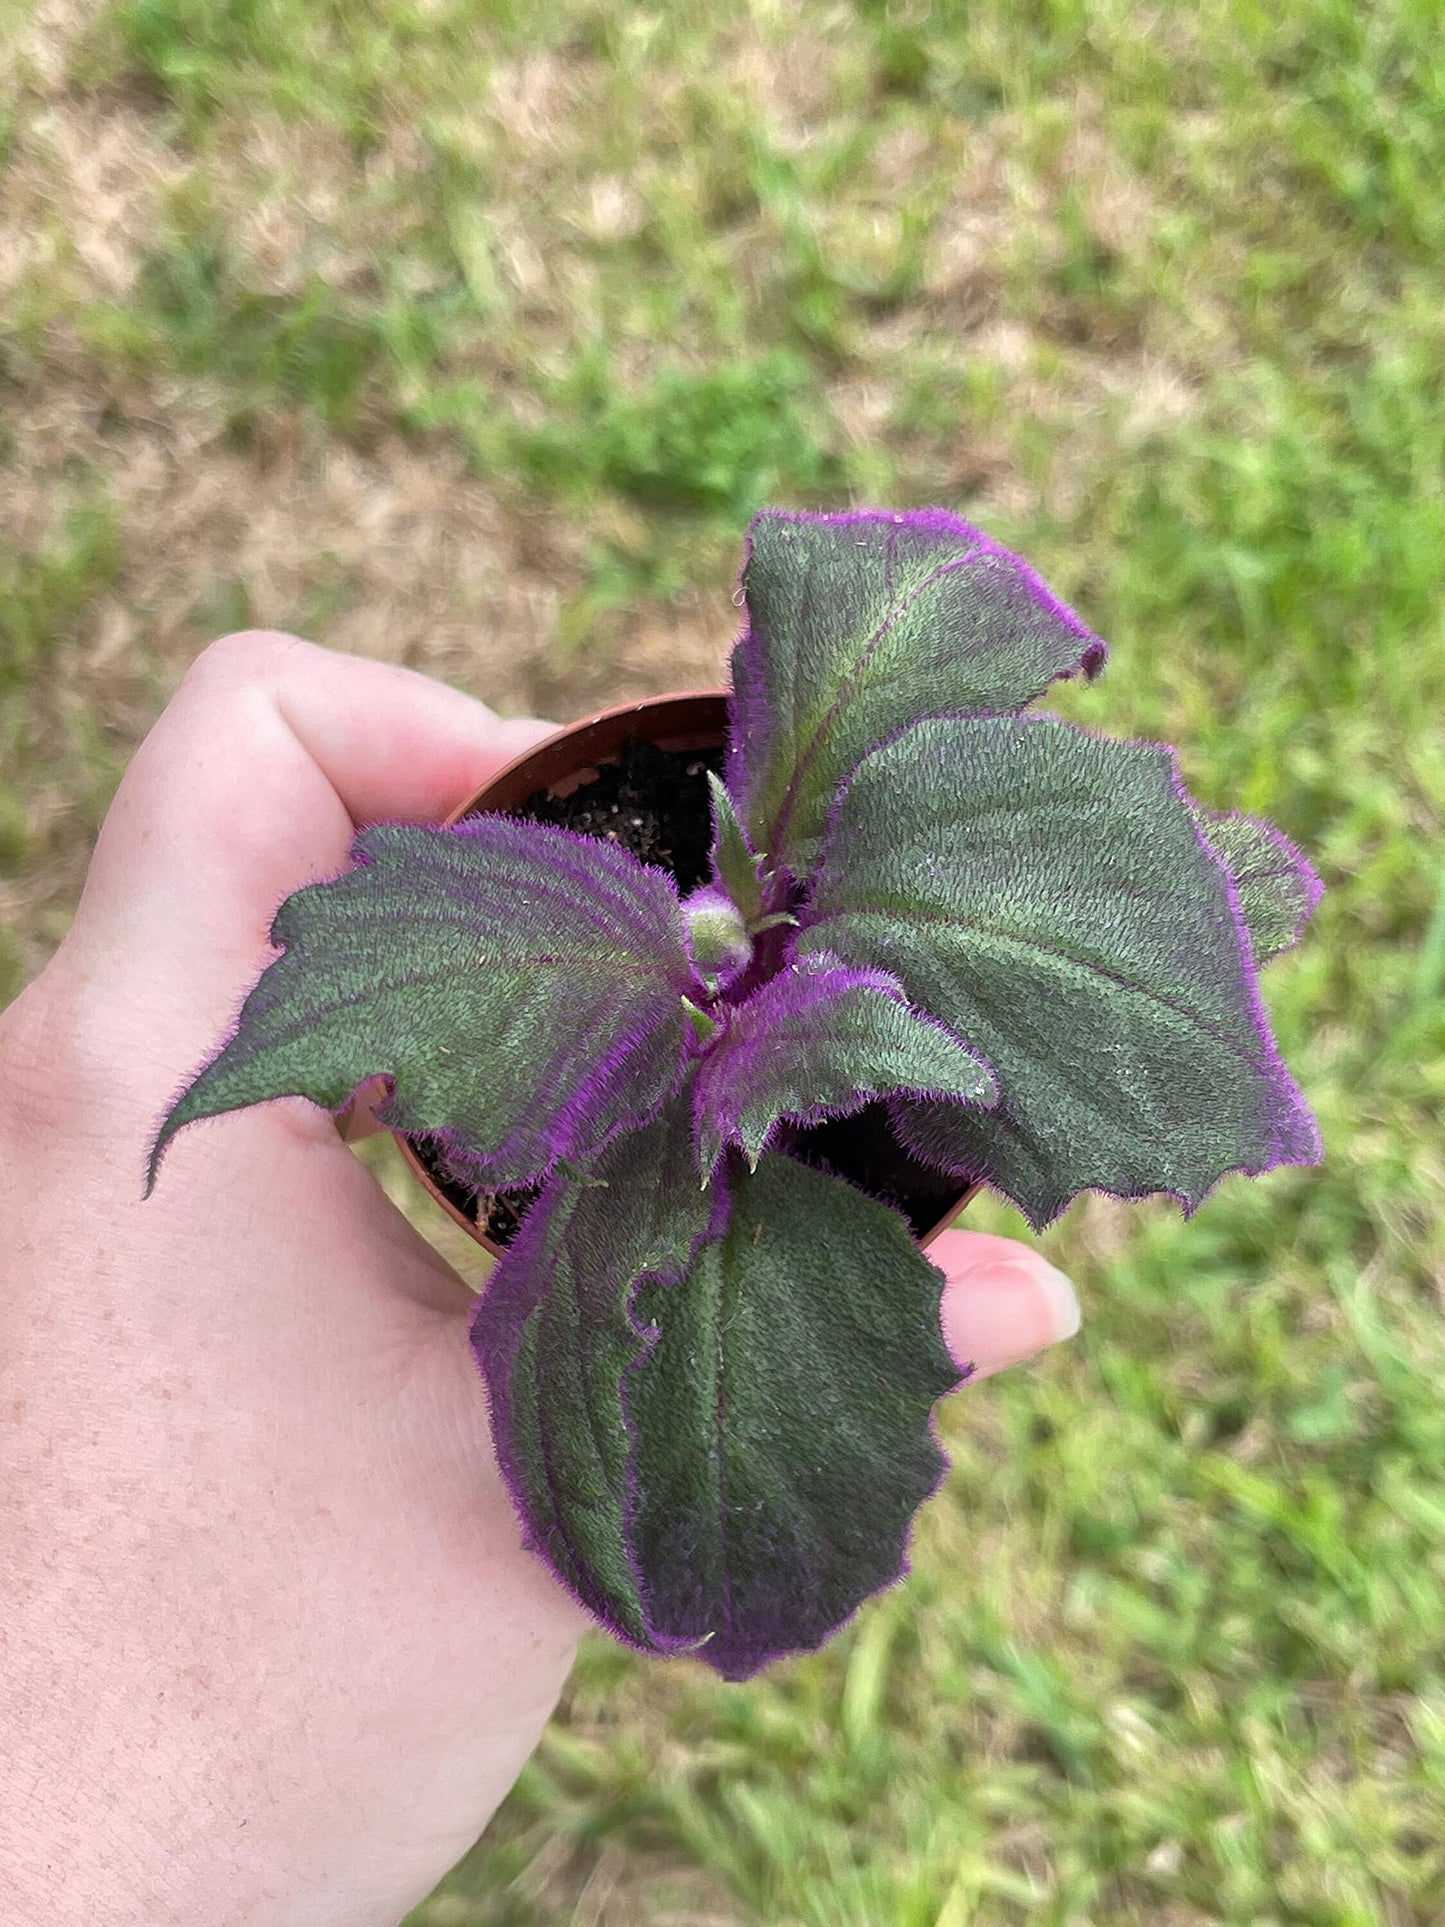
[
  {"x1": 442, "y1": 688, "x2": 730, "y2": 828},
  {"x1": 392, "y1": 688, "x2": 977, "y2": 1256}
]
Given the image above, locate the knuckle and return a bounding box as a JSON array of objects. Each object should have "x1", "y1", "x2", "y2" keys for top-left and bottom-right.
[{"x1": 184, "y1": 628, "x2": 309, "y2": 692}]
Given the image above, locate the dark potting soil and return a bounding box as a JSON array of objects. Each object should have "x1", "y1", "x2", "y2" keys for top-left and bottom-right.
[
  {"x1": 417, "y1": 734, "x2": 970, "y2": 1246},
  {"x1": 508, "y1": 736, "x2": 721, "y2": 896}
]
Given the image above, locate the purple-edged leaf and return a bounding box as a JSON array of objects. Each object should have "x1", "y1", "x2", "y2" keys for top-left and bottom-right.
[
  {"x1": 149, "y1": 817, "x2": 697, "y2": 1192},
  {"x1": 1194, "y1": 808, "x2": 1323, "y2": 962},
  {"x1": 693, "y1": 951, "x2": 997, "y2": 1179},
  {"x1": 801, "y1": 715, "x2": 1321, "y2": 1229},
  {"x1": 470, "y1": 1093, "x2": 719, "y2": 1650},
  {"x1": 725, "y1": 507, "x2": 1106, "y2": 876},
  {"x1": 627, "y1": 1151, "x2": 962, "y2": 1682}
]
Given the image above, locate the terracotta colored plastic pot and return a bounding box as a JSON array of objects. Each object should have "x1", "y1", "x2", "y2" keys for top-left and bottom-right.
[{"x1": 394, "y1": 689, "x2": 976, "y2": 1256}]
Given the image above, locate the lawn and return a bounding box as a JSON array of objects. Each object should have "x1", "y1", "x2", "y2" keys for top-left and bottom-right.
[{"x1": 2, "y1": 1, "x2": 1443, "y2": 1920}]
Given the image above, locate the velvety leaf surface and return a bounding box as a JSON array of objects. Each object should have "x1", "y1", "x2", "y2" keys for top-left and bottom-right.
[
  {"x1": 692, "y1": 950, "x2": 997, "y2": 1178},
  {"x1": 627, "y1": 1152, "x2": 961, "y2": 1681},
  {"x1": 725, "y1": 507, "x2": 1106, "y2": 876},
  {"x1": 802, "y1": 716, "x2": 1321, "y2": 1228},
  {"x1": 707, "y1": 769, "x2": 763, "y2": 923},
  {"x1": 149, "y1": 816, "x2": 696, "y2": 1190},
  {"x1": 1195, "y1": 808, "x2": 1323, "y2": 962},
  {"x1": 470, "y1": 1094, "x2": 720, "y2": 1649}
]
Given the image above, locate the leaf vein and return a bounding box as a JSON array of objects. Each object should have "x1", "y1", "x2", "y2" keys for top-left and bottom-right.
[{"x1": 771, "y1": 544, "x2": 983, "y2": 854}]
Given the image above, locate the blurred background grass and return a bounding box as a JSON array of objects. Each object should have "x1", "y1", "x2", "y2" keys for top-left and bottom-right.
[{"x1": 3, "y1": 1, "x2": 1443, "y2": 1920}]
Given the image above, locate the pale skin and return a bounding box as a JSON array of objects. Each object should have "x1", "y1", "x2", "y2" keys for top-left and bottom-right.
[{"x1": 0, "y1": 633, "x2": 1081, "y2": 1926}]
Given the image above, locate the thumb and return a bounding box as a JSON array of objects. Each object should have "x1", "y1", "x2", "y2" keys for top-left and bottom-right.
[
  {"x1": 933, "y1": 1229, "x2": 1081, "y2": 1380},
  {"x1": 61, "y1": 631, "x2": 554, "y2": 1045}
]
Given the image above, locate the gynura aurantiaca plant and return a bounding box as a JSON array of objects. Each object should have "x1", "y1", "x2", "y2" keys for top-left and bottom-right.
[{"x1": 149, "y1": 509, "x2": 1322, "y2": 1680}]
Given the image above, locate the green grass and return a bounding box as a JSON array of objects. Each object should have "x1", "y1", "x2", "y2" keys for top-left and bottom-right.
[
  {"x1": 0, "y1": 493, "x2": 129, "y2": 989},
  {"x1": 4, "y1": 0, "x2": 1444, "y2": 1917}
]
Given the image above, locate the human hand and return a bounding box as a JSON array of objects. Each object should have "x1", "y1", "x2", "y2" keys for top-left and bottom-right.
[{"x1": 0, "y1": 633, "x2": 1080, "y2": 1927}]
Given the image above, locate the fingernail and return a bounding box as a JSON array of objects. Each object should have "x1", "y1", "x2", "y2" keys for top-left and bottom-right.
[
  {"x1": 983, "y1": 1258, "x2": 1081, "y2": 1369},
  {"x1": 1034, "y1": 1257, "x2": 1081, "y2": 1344}
]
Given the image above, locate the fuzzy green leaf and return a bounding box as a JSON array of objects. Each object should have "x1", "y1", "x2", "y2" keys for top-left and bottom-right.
[
  {"x1": 1195, "y1": 808, "x2": 1323, "y2": 962},
  {"x1": 149, "y1": 817, "x2": 697, "y2": 1191},
  {"x1": 628, "y1": 1152, "x2": 961, "y2": 1680},
  {"x1": 707, "y1": 769, "x2": 764, "y2": 923},
  {"x1": 470, "y1": 1094, "x2": 718, "y2": 1649},
  {"x1": 725, "y1": 508, "x2": 1105, "y2": 876},
  {"x1": 802, "y1": 716, "x2": 1320, "y2": 1229}
]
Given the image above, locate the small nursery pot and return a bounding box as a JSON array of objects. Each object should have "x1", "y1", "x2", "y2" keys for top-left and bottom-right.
[{"x1": 394, "y1": 689, "x2": 977, "y2": 1257}]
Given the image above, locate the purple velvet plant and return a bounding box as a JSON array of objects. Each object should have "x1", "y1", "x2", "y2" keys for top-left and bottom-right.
[{"x1": 149, "y1": 508, "x2": 1323, "y2": 1681}]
